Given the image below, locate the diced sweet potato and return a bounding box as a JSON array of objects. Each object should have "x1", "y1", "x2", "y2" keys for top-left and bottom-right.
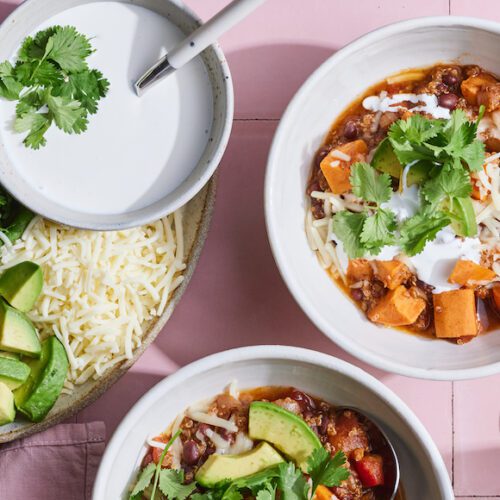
[
  {"x1": 347, "y1": 259, "x2": 373, "y2": 283},
  {"x1": 461, "y1": 73, "x2": 498, "y2": 105},
  {"x1": 492, "y1": 285, "x2": 500, "y2": 311},
  {"x1": 477, "y1": 83, "x2": 500, "y2": 112},
  {"x1": 449, "y1": 259, "x2": 496, "y2": 287},
  {"x1": 313, "y1": 485, "x2": 333, "y2": 500},
  {"x1": 433, "y1": 289, "x2": 478, "y2": 338},
  {"x1": 373, "y1": 260, "x2": 411, "y2": 290},
  {"x1": 367, "y1": 286, "x2": 426, "y2": 326},
  {"x1": 320, "y1": 140, "x2": 368, "y2": 194}
]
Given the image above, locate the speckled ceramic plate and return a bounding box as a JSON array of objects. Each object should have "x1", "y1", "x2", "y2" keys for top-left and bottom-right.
[{"x1": 0, "y1": 176, "x2": 216, "y2": 443}]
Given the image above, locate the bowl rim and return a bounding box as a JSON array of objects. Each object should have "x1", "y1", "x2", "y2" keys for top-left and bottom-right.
[
  {"x1": 0, "y1": 0, "x2": 234, "y2": 231},
  {"x1": 265, "y1": 15, "x2": 500, "y2": 381},
  {"x1": 92, "y1": 345, "x2": 454, "y2": 500}
]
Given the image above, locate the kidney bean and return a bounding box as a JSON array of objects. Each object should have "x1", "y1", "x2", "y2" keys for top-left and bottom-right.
[
  {"x1": 182, "y1": 440, "x2": 200, "y2": 465},
  {"x1": 443, "y1": 73, "x2": 458, "y2": 87},
  {"x1": 438, "y1": 93, "x2": 458, "y2": 110},
  {"x1": 290, "y1": 389, "x2": 316, "y2": 411},
  {"x1": 219, "y1": 429, "x2": 235, "y2": 443},
  {"x1": 351, "y1": 288, "x2": 363, "y2": 301},
  {"x1": 315, "y1": 146, "x2": 330, "y2": 167},
  {"x1": 198, "y1": 423, "x2": 210, "y2": 435},
  {"x1": 319, "y1": 413, "x2": 330, "y2": 435},
  {"x1": 141, "y1": 452, "x2": 153, "y2": 468},
  {"x1": 343, "y1": 121, "x2": 358, "y2": 140}
]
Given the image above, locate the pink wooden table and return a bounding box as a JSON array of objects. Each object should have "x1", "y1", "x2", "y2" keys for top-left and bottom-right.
[{"x1": 2, "y1": 0, "x2": 499, "y2": 498}]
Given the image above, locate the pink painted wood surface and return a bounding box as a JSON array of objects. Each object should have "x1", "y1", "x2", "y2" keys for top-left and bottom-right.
[{"x1": 1, "y1": 0, "x2": 499, "y2": 497}]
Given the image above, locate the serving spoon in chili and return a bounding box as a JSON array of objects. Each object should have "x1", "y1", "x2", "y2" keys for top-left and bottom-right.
[{"x1": 336, "y1": 407, "x2": 400, "y2": 499}]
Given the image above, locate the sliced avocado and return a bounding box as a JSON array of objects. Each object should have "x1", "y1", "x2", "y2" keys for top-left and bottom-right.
[
  {"x1": 0, "y1": 356, "x2": 30, "y2": 389},
  {"x1": 372, "y1": 138, "x2": 429, "y2": 186},
  {"x1": 0, "y1": 381, "x2": 15, "y2": 425},
  {"x1": 0, "y1": 299, "x2": 41, "y2": 358},
  {"x1": 0, "y1": 351, "x2": 19, "y2": 360},
  {"x1": 248, "y1": 401, "x2": 321, "y2": 472},
  {"x1": 14, "y1": 336, "x2": 68, "y2": 422},
  {"x1": 0, "y1": 261, "x2": 43, "y2": 312},
  {"x1": 448, "y1": 196, "x2": 477, "y2": 237},
  {"x1": 195, "y1": 442, "x2": 284, "y2": 487}
]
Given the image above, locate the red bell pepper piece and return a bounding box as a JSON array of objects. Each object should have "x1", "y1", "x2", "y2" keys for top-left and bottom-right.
[{"x1": 355, "y1": 454, "x2": 385, "y2": 487}]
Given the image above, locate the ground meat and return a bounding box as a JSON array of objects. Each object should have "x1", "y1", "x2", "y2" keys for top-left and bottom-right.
[
  {"x1": 328, "y1": 410, "x2": 370, "y2": 458},
  {"x1": 272, "y1": 397, "x2": 301, "y2": 414},
  {"x1": 358, "y1": 280, "x2": 386, "y2": 312}
]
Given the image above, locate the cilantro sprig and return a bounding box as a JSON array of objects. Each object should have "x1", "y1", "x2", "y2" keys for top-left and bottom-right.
[
  {"x1": 0, "y1": 25, "x2": 109, "y2": 149},
  {"x1": 332, "y1": 163, "x2": 397, "y2": 258},
  {"x1": 330, "y1": 108, "x2": 485, "y2": 258},
  {"x1": 130, "y1": 445, "x2": 348, "y2": 500}
]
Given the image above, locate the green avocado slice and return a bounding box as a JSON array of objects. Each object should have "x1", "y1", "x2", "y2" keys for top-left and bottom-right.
[
  {"x1": 248, "y1": 401, "x2": 322, "y2": 472},
  {"x1": 0, "y1": 261, "x2": 43, "y2": 312},
  {"x1": 0, "y1": 381, "x2": 15, "y2": 425},
  {"x1": 195, "y1": 442, "x2": 284, "y2": 487},
  {"x1": 0, "y1": 299, "x2": 41, "y2": 358},
  {"x1": 0, "y1": 356, "x2": 30, "y2": 389},
  {"x1": 14, "y1": 336, "x2": 68, "y2": 422}
]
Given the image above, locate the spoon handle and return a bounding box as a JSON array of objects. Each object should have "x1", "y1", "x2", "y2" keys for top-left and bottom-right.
[{"x1": 135, "y1": 0, "x2": 267, "y2": 95}]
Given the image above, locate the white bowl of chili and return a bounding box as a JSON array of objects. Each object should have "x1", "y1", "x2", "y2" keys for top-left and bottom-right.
[
  {"x1": 93, "y1": 346, "x2": 453, "y2": 500},
  {"x1": 265, "y1": 16, "x2": 500, "y2": 380}
]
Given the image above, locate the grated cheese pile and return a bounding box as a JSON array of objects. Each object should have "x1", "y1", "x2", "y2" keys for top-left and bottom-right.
[{"x1": 0, "y1": 212, "x2": 186, "y2": 389}]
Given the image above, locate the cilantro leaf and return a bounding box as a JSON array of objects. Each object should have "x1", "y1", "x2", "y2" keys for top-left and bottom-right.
[
  {"x1": 14, "y1": 111, "x2": 52, "y2": 149},
  {"x1": 360, "y1": 208, "x2": 397, "y2": 252},
  {"x1": 306, "y1": 448, "x2": 350, "y2": 496},
  {"x1": 0, "y1": 61, "x2": 23, "y2": 100},
  {"x1": 129, "y1": 463, "x2": 155, "y2": 500},
  {"x1": 45, "y1": 93, "x2": 86, "y2": 134},
  {"x1": 421, "y1": 166, "x2": 472, "y2": 206},
  {"x1": 255, "y1": 483, "x2": 275, "y2": 500},
  {"x1": 15, "y1": 60, "x2": 62, "y2": 87},
  {"x1": 277, "y1": 462, "x2": 309, "y2": 500},
  {"x1": 158, "y1": 469, "x2": 197, "y2": 500},
  {"x1": 399, "y1": 211, "x2": 450, "y2": 256},
  {"x1": 331, "y1": 211, "x2": 367, "y2": 259},
  {"x1": 44, "y1": 26, "x2": 92, "y2": 72},
  {"x1": 350, "y1": 162, "x2": 392, "y2": 205}
]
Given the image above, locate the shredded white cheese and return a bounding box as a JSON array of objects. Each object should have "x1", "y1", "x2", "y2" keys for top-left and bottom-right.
[
  {"x1": 186, "y1": 410, "x2": 239, "y2": 433},
  {"x1": 0, "y1": 213, "x2": 185, "y2": 387}
]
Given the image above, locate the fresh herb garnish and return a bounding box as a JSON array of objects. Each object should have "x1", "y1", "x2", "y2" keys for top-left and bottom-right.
[
  {"x1": 332, "y1": 162, "x2": 396, "y2": 258},
  {"x1": 331, "y1": 108, "x2": 486, "y2": 258},
  {"x1": 131, "y1": 447, "x2": 349, "y2": 500},
  {"x1": 0, "y1": 25, "x2": 109, "y2": 149},
  {"x1": 0, "y1": 186, "x2": 34, "y2": 244}
]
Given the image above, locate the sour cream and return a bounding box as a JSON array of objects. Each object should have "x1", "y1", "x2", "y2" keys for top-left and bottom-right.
[{"x1": 363, "y1": 93, "x2": 451, "y2": 119}]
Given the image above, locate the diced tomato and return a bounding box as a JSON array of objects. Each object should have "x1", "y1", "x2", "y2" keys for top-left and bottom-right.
[
  {"x1": 354, "y1": 454, "x2": 385, "y2": 487},
  {"x1": 151, "y1": 434, "x2": 170, "y2": 467}
]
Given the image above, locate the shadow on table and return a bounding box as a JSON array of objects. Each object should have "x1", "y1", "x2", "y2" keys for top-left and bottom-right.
[
  {"x1": 0, "y1": 2, "x2": 16, "y2": 19},
  {"x1": 224, "y1": 42, "x2": 337, "y2": 119}
]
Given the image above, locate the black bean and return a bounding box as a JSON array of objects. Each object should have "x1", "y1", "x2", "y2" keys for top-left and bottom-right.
[
  {"x1": 182, "y1": 440, "x2": 200, "y2": 465},
  {"x1": 290, "y1": 390, "x2": 316, "y2": 411},
  {"x1": 315, "y1": 146, "x2": 330, "y2": 167},
  {"x1": 343, "y1": 121, "x2": 358, "y2": 140},
  {"x1": 438, "y1": 93, "x2": 458, "y2": 110},
  {"x1": 351, "y1": 288, "x2": 363, "y2": 301},
  {"x1": 443, "y1": 73, "x2": 458, "y2": 87}
]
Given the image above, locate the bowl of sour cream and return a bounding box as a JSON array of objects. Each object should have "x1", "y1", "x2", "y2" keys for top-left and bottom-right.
[
  {"x1": 265, "y1": 16, "x2": 500, "y2": 380},
  {"x1": 0, "y1": 0, "x2": 233, "y2": 230}
]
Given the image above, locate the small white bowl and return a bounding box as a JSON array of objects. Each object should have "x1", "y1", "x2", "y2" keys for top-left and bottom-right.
[
  {"x1": 265, "y1": 16, "x2": 500, "y2": 380},
  {"x1": 0, "y1": 0, "x2": 233, "y2": 230},
  {"x1": 92, "y1": 346, "x2": 453, "y2": 500}
]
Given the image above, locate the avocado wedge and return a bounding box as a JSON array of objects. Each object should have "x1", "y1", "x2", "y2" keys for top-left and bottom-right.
[
  {"x1": 14, "y1": 336, "x2": 68, "y2": 422},
  {"x1": 372, "y1": 138, "x2": 429, "y2": 186},
  {"x1": 0, "y1": 261, "x2": 43, "y2": 312},
  {"x1": 195, "y1": 442, "x2": 284, "y2": 487},
  {"x1": 0, "y1": 356, "x2": 30, "y2": 389},
  {"x1": 248, "y1": 401, "x2": 322, "y2": 472},
  {"x1": 0, "y1": 299, "x2": 41, "y2": 358},
  {"x1": 0, "y1": 381, "x2": 15, "y2": 425}
]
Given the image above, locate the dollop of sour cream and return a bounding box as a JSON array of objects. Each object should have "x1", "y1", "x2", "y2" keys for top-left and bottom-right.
[{"x1": 363, "y1": 93, "x2": 451, "y2": 119}]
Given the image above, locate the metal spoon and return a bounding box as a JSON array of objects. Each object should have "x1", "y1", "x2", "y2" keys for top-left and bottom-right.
[
  {"x1": 135, "y1": 0, "x2": 267, "y2": 96},
  {"x1": 336, "y1": 407, "x2": 400, "y2": 500}
]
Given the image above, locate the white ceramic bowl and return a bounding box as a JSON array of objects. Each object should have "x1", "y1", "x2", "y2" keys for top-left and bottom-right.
[
  {"x1": 0, "y1": 0, "x2": 233, "y2": 230},
  {"x1": 265, "y1": 17, "x2": 500, "y2": 380},
  {"x1": 93, "y1": 346, "x2": 453, "y2": 500}
]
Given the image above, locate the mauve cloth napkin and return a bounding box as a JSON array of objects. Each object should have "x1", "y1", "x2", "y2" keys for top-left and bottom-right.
[{"x1": 0, "y1": 421, "x2": 106, "y2": 500}]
